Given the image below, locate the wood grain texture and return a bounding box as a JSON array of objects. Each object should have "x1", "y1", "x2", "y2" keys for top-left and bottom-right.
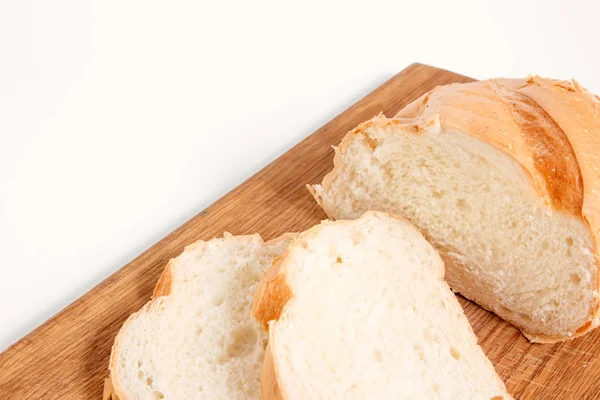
[{"x1": 1, "y1": 63, "x2": 599, "y2": 399}]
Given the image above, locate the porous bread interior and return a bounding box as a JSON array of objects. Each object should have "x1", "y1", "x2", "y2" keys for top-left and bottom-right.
[
  {"x1": 313, "y1": 124, "x2": 598, "y2": 340},
  {"x1": 111, "y1": 235, "x2": 290, "y2": 400},
  {"x1": 270, "y1": 213, "x2": 509, "y2": 399}
]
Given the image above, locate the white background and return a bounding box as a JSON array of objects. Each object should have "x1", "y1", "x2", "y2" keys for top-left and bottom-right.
[{"x1": 1, "y1": 0, "x2": 599, "y2": 351}]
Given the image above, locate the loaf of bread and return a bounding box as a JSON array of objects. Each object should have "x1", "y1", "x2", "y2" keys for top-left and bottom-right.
[
  {"x1": 108, "y1": 233, "x2": 293, "y2": 400},
  {"x1": 253, "y1": 211, "x2": 511, "y2": 399},
  {"x1": 310, "y1": 76, "x2": 600, "y2": 342}
]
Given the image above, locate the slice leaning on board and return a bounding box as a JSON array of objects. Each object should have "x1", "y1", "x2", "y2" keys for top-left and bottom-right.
[
  {"x1": 310, "y1": 76, "x2": 600, "y2": 343},
  {"x1": 108, "y1": 233, "x2": 294, "y2": 400},
  {"x1": 253, "y1": 212, "x2": 511, "y2": 399}
]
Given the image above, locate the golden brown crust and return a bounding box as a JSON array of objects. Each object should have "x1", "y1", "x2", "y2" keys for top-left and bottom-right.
[
  {"x1": 500, "y1": 89, "x2": 583, "y2": 214},
  {"x1": 152, "y1": 260, "x2": 174, "y2": 298},
  {"x1": 102, "y1": 377, "x2": 119, "y2": 400},
  {"x1": 251, "y1": 234, "x2": 300, "y2": 330},
  {"x1": 260, "y1": 344, "x2": 285, "y2": 400},
  {"x1": 252, "y1": 253, "x2": 293, "y2": 331},
  {"x1": 396, "y1": 78, "x2": 586, "y2": 216}
]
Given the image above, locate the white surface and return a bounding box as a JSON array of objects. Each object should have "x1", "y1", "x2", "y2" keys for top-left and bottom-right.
[{"x1": 0, "y1": 0, "x2": 599, "y2": 351}]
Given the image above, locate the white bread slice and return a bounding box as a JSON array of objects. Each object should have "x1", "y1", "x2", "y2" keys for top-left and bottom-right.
[
  {"x1": 109, "y1": 232, "x2": 294, "y2": 400},
  {"x1": 253, "y1": 211, "x2": 511, "y2": 399},
  {"x1": 309, "y1": 76, "x2": 600, "y2": 343}
]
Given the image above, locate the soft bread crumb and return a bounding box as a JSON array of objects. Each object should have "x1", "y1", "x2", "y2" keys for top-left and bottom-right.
[
  {"x1": 255, "y1": 212, "x2": 511, "y2": 399},
  {"x1": 312, "y1": 119, "x2": 598, "y2": 342},
  {"x1": 110, "y1": 234, "x2": 292, "y2": 400}
]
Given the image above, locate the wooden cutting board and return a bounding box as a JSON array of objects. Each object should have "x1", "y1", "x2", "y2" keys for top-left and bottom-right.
[{"x1": 1, "y1": 63, "x2": 599, "y2": 400}]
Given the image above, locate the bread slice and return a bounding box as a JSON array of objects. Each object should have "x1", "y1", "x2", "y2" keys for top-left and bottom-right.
[
  {"x1": 109, "y1": 232, "x2": 294, "y2": 400},
  {"x1": 310, "y1": 77, "x2": 600, "y2": 343},
  {"x1": 253, "y1": 211, "x2": 511, "y2": 399}
]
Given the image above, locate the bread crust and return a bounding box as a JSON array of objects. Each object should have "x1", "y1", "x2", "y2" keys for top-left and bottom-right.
[
  {"x1": 253, "y1": 233, "x2": 308, "y2": 400},
  {"x1": 396, "y1": 78, "x2": 586, "y2": 215},
  {"x1": 260, "y1": 344, "x2": 285, "y2": 400},
  {"x1": 108, "y1": 232, "x2": 295, "y2": 400},
  {"x1": 102, "y1": 377, "x2": 119, "y2": 400},
  {"x1": 152, "y1": 260, "x2": 174, "y2": 298},
  {"x1": 313, "y1": 76, "x2": 600, "y2": 342}
]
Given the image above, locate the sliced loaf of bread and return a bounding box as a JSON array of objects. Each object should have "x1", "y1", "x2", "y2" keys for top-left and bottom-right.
[
  {"x1": 310, "y1": 77, "x2": 600, "y2": 342},
  {"x1": 109, "y1": 233, "x2": 293, "y2": 400},
  {"x1": 253, "y1": 211, "x2": 510, "y2": 399}
]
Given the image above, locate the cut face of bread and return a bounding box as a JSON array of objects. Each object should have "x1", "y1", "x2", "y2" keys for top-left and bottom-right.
[
  {"x1": 310, "y1": 77, "x2": 600, "y2": 342},
  {"x1": 253, "y1": 212, "x2": 511, "y2": 399},
  {"x1": 109, "y1": 233, "x2": 293, "y2": 400}
]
